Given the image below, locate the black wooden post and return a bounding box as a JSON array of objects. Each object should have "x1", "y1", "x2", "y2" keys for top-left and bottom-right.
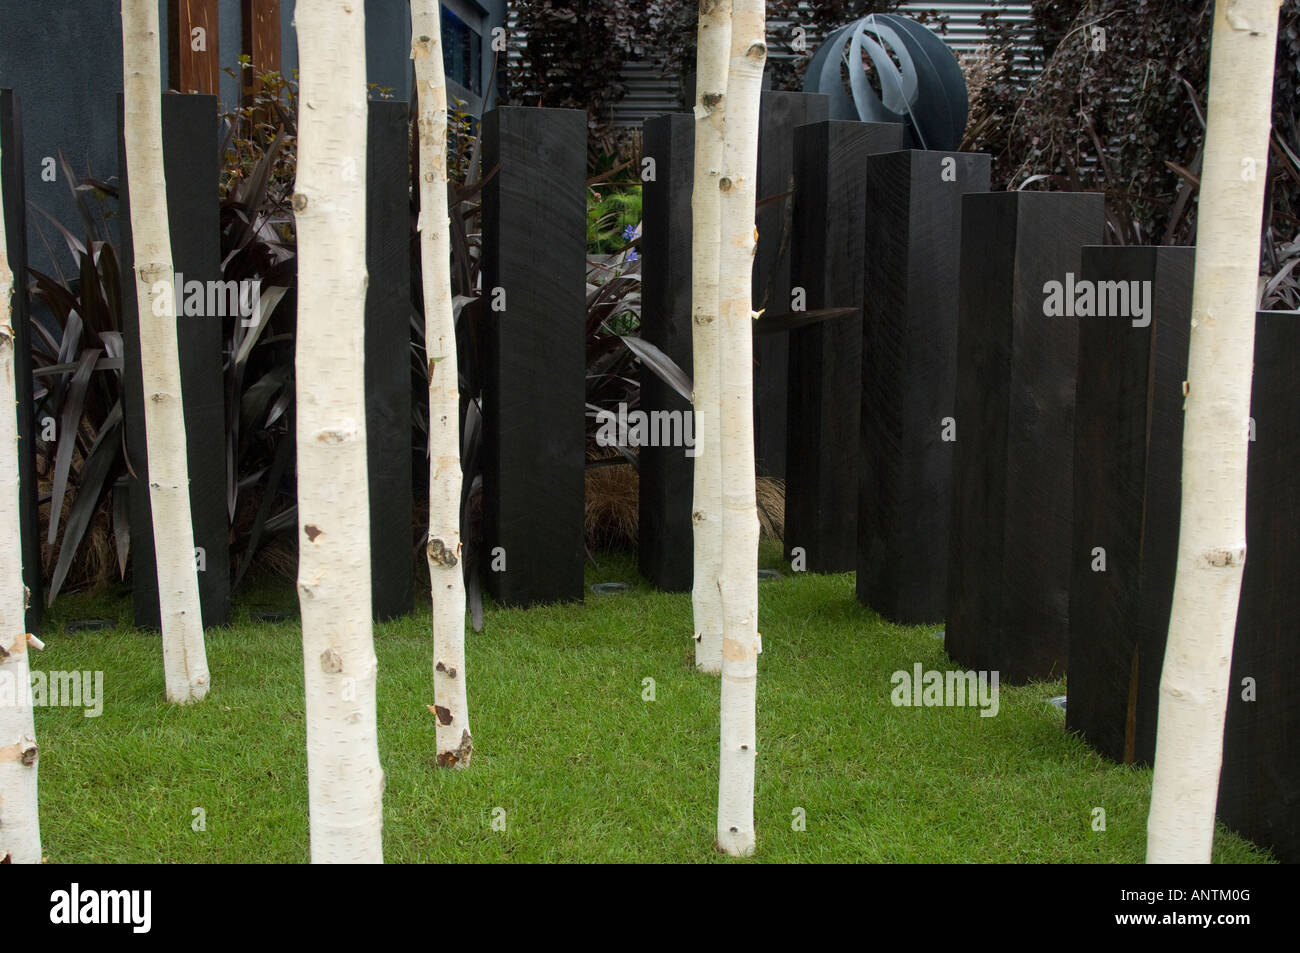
[
  {"x1": 784, "y1": 119, "x2": 904, "y2": 574},
  {"x1": 945, "y1": 192, "x2": 1104, "y2": 682},
  {"x1": 118, "y1": 92, "x2": 230, "y2": 629},
  {"x1": 856, "y1": 148, "x2": 990, "y2": 619},
  {"x1": 1067, "y1": 245, "x2": 1193, "y2": 764},
  {"x1": 637, "y1": 114, "x2": 694, "y2": 592},
  {"x1": 364, "y1": 98, "x2": 413, "y2": 621},
  {"x1": 1219, "y1": 310, "x2": 1300, "y2": 863},
  {"x1": 481, "y1": 106, "x2": 586, "y2": 607},
  {"x1": 0, "y1": 89, "x2": 43, "y2": 630},
  {"x1": 753, "y1": 90, "x2": 829, "y2": 481}
]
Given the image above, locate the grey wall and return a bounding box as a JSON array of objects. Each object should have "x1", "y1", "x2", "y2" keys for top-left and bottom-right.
[{"x1": 0, "y1": 0, "x2": 132, "y2": 276}]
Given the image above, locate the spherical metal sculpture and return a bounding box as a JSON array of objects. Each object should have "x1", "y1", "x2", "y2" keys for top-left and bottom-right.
[{"x1": 802, "y1": 14, "x2": 969, "y2": 153}]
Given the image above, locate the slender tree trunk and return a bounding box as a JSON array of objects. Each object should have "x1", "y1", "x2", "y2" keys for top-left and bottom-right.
[
  {"x1": 716, "y1": 0, "x2": 765, "y2": 857},
  {"x1": 0, "y1": 140, "x2": 41, "y2": 865},
  {"x1": 411, "y1": 1, "x2": 472, "y2": 769},
  {"x1": 293, "y1": 0, "x2": 384, "y2": 863},
  {"x1": 1147, "y1": 0, "x2": 1282, "y2": 864},
  {"x1": 690, "y1": 0, "x2": 732, "y2": 675},
  {"x1": 121, "y1": 0, "x2": 209, "y2": 704}
]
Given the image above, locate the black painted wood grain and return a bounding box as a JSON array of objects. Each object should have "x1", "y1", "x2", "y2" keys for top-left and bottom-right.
[
  {"x1": 785, "y1": 120, "x2": 905, "y2": 574},
  {"x1": 946, "y1": 191, "x2": 1104, "y2": 682},
  {"x1": 364, "y1": 98, "x2": 413, "y2": 621},
  {"x1": 856, "y1": 149, "x2": 990, "y2": 617},
  {"x1": 0, "y1": 90, "x2": 43, "y2": 630},
  {"x1": 1066, "y1": 245, "x2": 1192, "y2": 764},
  {"x1": 752, "y1": 91, "x2": 829, "y2": 481},
  {"x1": 637, "y1": 114, "x2": 694, "y2": 592},
  {"x1": 481, "y1": 107, "x2": 586, "y2": 607},
  {"x1": 1219, "y1": 311, "x2": 1300, "y2": 863},
  {"x1": 118, "y1": 92, "x2": 230, "y2": 629}
]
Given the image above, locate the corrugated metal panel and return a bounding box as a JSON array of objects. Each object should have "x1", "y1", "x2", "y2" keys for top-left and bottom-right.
[{"x1": 505, "y1": 2, "x2": 1042, "y2": 128}]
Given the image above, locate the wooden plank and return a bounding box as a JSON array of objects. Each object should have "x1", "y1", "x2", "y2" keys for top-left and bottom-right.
[
  {"x1": 946, "y1": 191, "x2": 1104, "y2": 682},
  {"x1": 118, "y1": 93, "x2": 230, "y2": 629},
  {"x1": 1066, "y1": 245, "x2": 1193, "y2": 763},
  {"x1": 481, "y1": 106, "x2": 586, "y2": 607},
  {"x1": 167, "y1": 0, "x2": 221, "y2": 96},
  {"x1": 364, "y1": 98, "x2": 413, "y2": 622},
  {"x1": 752, "y1": 90, "x2": 829, "y2": 481},
  {"x1": 1219, "y1": 310, "x2": 1300, "y2": 863},
  {"x1": 241, "y1": 0, "x2": 282, "y2": 104},
  {"x1": 785, "y1": 120, "x2": 905, "y2": 574},
  {"x1": 855, "y1": 148, "x2": 989, "y2": 611},
  {"x1": 0, "y1": 90, "x2": 44, "y2": 630},
  {"x1": 637, "y1": 114, "x2": 694, "y2": 592}
]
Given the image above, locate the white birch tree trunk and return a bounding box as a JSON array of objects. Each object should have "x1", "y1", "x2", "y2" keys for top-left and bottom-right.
[
  {"x1": 411, "y1": 1, "x2": 472, "y2": 769},
  {"x1": 121, "y1": 0, "x2": 210, "y2": 704},
  {"x1": 1146, "y1": 0, "x2": 1283, "y2": 864},
  {"x1": 293, "y1": 0, "x2": 384, "y2": 863},
  {"x1": 715, "y1": 0, "x2": 765, "y2": 857},
  {"x1": 691, "y1": 0, "x2": 731, "y2": 675},
  {"x1": 0, "y1": 140, "x2": 41, "y2": 865}
]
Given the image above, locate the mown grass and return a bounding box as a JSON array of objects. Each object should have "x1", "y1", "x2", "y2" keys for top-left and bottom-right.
[{"x1": 31, "y1": 544, "x2": 1273, "y2": 863}]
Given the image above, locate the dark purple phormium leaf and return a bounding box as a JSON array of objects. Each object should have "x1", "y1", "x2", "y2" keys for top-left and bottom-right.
[
  {"x1": 47, "y1": 403, "x2": 122, "y2": 604},
  {"x1": 48, "y1": 348, "x2": 101, "y2": 546},
  {"x1": 752, "y1": 306, "x2": 857, "y2": 335}
]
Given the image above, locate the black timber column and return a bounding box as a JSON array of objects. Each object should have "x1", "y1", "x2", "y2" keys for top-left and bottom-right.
[
  {"x1": 481, "y1": 106, "x2": 586, "y2": 607},
  {"x1": 364, "y1": 98, "x2": 413, "y2": 621},
  {"x1": 637, "y1": 114, "x2": 694, "y2": 591},
  {"x1": 1067, "y1": 246, "x2": 1193, "y2": 764},
  {"x1": 945, "y1": 192, "x2": 1104, "y2": 683},
  {"x1": 785, "y1": 119, "x2": 904, "y2": 574},
  {"x1": 0, "y1": 90, "x2": 43, "y2": 629},
  {"x1": 857, "y1": 149, "x2": 990, "y2": 618},
  {"x1": 118, "y1": 92, "x2": 230, "y2": 629},
  {"x1": 1219, "y1": 311, "x2": 1300, "y2": 863},
  {"x1": 752, "y1": 90, "x2": 828, "y2": 481}
]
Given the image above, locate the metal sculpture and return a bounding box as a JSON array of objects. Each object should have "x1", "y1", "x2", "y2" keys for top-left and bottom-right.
[{"x1": 802, "y1": 14, "x2": 969, "y2": 152}]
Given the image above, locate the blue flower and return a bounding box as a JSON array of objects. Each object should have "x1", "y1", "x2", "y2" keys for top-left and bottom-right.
[
  {"x1": 625, "y1": 249, "x2": 638, "y2": 263},
  {"x1": 622, "y1": 224, "x2": 638, "y2": 241}
]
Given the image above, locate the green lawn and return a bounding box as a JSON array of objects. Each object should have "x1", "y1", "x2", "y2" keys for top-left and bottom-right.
[{"x1": 31, "y1": 545, "x2": 1273, "y2": 863}]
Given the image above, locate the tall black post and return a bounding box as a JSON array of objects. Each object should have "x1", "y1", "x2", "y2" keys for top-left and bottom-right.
[
  {"x1": 946, "y1": 192, "x2": 1104, "y2": 682},
  {"x1": 1067, "y1": 245, "x2": 1193, "y2": 764},
  {"x1": 1219, "y1": 310, "x2": 1300, "y2": 863},
  {"x1": 784, "y1": 119, "x2": 904, "y2": 574},
  {"x1": 364, "y1": 98, "x2": 413, "y2": 621},
  {"x1": 638, "y1": 114, "x2": 694, "y2": 592},
  {"x1": 856, "y1": 148, "x2": 990, "y2": 619},
  {"x1": 0, "y1": 89, "x2": 43, "y2": 630},
  {"x1": 481, "y1": 106, "x2": 586, "y2": 607},
  {"x1": 752, "y1": 90, "x2": 829, "y2": 481},
  {"x1": 118, "y1": 92, "x2": 230, "y2": 629}
]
